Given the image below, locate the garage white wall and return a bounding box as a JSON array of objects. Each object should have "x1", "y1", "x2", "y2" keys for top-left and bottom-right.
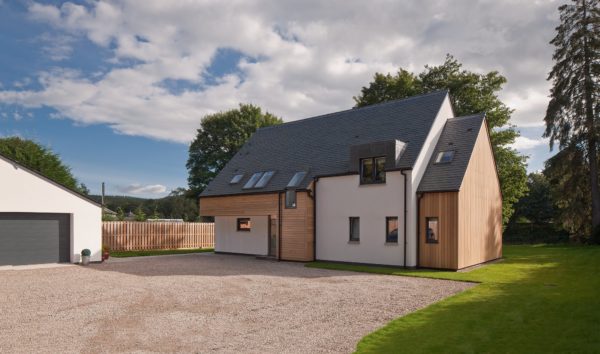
[
  {"x1": 316, "y1": 171, "x2": 405, "y2": 266},
  {"x1": 215, "y1": 216, "x2": 268, "y2": 255},
  {"x1": 0, "y1": 156, "x2": 102, "y2": 263}
]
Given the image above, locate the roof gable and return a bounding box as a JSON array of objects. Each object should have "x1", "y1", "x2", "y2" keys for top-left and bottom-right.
[{"x1": 202, "y1": 90, "x2": 449, "y2": 197}]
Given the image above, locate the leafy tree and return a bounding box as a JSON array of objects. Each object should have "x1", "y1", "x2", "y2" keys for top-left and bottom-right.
[
  {"x1": 187, "y1": 104, "x2": 283, "y2": 197},
  {"x1": 544, "y1": 0, "x2": 600, "y2": 235},
  {"x1": 150, "y1": 206, "x2": 160, "y2": 220},
  {"x1": 133, "y1": 205, "x2": 147, "y2": 221},
  {"x1": 511, "y1": 173, "x2": 557, "y2": 224},
  {"x1": 116, "y1": 207, "x2": 125, "y2": 221},
  {"x1": 544, "y1": 143, "x2": 593, "y2": 240},
  {"x1": 354, "y1": 55, "x2": 528, "y2": 223},
  {"x1": 0, "y1": 137, "x2": 86, "y2": 193}
]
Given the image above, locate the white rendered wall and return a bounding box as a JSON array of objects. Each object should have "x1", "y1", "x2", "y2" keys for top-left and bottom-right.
[
  {"x1": 405, "y1": 94, "x2": 455, "y2": 266},
  {"x1": 0, "y1": 156, "x2": 102, "y2": 263},
  {"x1": 316, "y1": 171, "x2": 405, "y2": 266},
  {"x1": 215, "y1": 216, "x2": 268, "y2": 255}
]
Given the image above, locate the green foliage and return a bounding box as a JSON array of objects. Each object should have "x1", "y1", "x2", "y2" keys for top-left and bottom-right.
[
  {"x1": 308, "y1": 245, "x2": 600, "y2": 353},
  {"x1": 90, "y1": 191, "x2": 199, "y2": 221},
  {"x1": 150, "y1": 206, "x2": 160, "y2": 220},
  {"x1": 102, "y1": 213, "x2": 116, "y2": 221},
  {"x1": 187, "y1": 103, "x2": 283, "y2": 197},
  {"x1": 81, "y1": 249, "x2": 91, "y2": 257},
  {"x1": 116, "y1": 207, "x2": 125, "y2": 221},
  {"x1": 503, "y1": 223, "x2": 569, "y2": 244},
  {"x1": 354, "y1": 55, "x2": 528, "y2": 223},
  {"x1": 511, "y1": 173, "x2": 557, "y2": 224},
  {"x1": 133, "y1": 205, "x2": 147, "y2": 221},
  {"x1": 0, "y1": 136, "x2": 86, "y2": 193},
  {"x1": 544, "y1": 0, "x2": 600, "y2": 232}
]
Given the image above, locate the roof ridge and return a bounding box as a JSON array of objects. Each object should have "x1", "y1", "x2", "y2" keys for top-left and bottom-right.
[
  {"x1": 448, "y1": 113, "x2": 485, "y2": 121},
  {"x1": 259, "y1": 89, "x2": 449, "y2": 131}
]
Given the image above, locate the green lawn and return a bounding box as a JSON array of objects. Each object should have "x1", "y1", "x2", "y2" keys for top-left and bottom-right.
[
  {"x1": 307, "y1": 245, "x2": 600, "y2": 353},
  {"x1": 110, "y1": 248, "x2": 214, "y2": 258}
]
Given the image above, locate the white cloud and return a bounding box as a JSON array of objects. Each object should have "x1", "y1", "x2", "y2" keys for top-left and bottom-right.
[
  {"x1": 37, "y1": 33, "x2": 76, "y2": 61},
  {"x1": 117, "y1": 183, "x2": 167, "y2": 195},
  {"x1": 1, "y1": 0, "x2": 560, "y2": 143},
  {"x1": 511, "y1": 136, "x2": 549, "y2": 151}
]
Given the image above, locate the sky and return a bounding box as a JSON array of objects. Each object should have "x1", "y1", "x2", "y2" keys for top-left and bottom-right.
[{"x1": 0, "y1": 0, "x2": 561, "y2": 198}]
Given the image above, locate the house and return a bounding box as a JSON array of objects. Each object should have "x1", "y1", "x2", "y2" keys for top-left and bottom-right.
[
  {"x1": 199, "y1": 91, "x2": 502, "y2": 270},
  {"x1": 0, "y1": 153, "x2": 102, "y2": 266}
]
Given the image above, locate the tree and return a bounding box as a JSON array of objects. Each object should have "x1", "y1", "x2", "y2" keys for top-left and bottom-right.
[
  {"x1": 0, "y1": 136, "x2": 87, "y2": 194},
  {"x1": 116, "y1": 207, "x2": 125, "y2": 221},
  {"x1": 187, "y1": 104, "x2": 283, "y2": 197},
  {"x1": 544, "y1": 0, "x2": 600, "y2": 235},
  {"x1": 511, "y1": 173, "x2": 557, "y2": 224},
  {"x1": 354, "y1": 55, "x2": 528, "y2": 223},
  {"x1": 133, "y1": 205, "x2": 146, "y2": 221}
]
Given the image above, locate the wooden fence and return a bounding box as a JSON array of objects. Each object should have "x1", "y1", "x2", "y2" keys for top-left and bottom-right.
[{"x1": 102, "y1": 221, "x2": 214, "y2": 251}]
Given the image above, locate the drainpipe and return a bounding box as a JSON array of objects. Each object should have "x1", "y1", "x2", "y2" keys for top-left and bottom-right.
[{"x1": 400, "y1": 170, "x2": 408, "y2": 268}]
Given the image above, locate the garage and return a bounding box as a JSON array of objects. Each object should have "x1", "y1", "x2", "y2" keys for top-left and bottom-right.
[
  {"x1": 0, "y1": 213, "x2": 70, "y2": 266},
  {"x1": 0, "y1": 153, "x2": 101, "y2": 265}
]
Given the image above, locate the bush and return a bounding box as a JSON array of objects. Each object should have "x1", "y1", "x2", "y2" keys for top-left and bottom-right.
[
  {"x1": 81, "y1": 249, "x2": 91, "y2": 257},
  {"x1": 503, "y1": 223, "x2": 569, "y2": 244}
]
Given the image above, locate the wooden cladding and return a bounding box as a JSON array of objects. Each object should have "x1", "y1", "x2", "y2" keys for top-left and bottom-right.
[
  {"x1": 102, "y1": 221, "x2": 214, "y2": 251},
  {"x1": 419, "y1": 192, "x2": 459, "y2": 269}
]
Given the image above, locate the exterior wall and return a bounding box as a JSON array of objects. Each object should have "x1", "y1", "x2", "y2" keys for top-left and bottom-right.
[
  {"x1": 406, "y1": 95, "x2": 455, "y2": 266},
  {"x1": 200, "y1": 191, "x2": 314, "y2": 261},
  {"x1": 457, "y1": 124, "x2": 503, "y2": 268},
  {"x1": 418, "y1": 192, "x2": 459, "y2": 270},
  {"x1": 214, "y1": 216, "x2": 269, "y2": 255},
  {"x1": 0, "y1": 156, "x2": 102, "y2": 263},
  {"x1": 316, "y1": 171, "x2": 405, "y2": 266}
]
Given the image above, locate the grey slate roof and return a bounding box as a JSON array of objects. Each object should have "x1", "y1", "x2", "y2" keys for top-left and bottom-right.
[
  {"x1": 201, "y1": 90, "x2": 450, "y2": 197},
  {"x1": 417, "y1": 114, "x2": 486, "y2": 192}
]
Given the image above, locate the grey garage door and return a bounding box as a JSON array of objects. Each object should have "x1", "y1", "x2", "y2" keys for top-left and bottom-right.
[{"x1": 0, "y1": 213, "x2": 70, "y2": 266}]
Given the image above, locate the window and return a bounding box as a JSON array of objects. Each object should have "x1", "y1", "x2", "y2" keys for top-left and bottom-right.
[
  {"x1": 426, "y1": 217, "x2": 439, "y2": 243},
  {"x1": 254, "y1": 171, "x2": 275, "y2": 188},
  {"x1": 237, "y1": 218, "x2": 251, "y2": 231},
  {"x1": 435, "y1": 150, "x2": 455, "y2": 164},
  {"x1": 386, "y1": 217, "x2": 398, "y2": 243},
  {"x1": 243, "y1": 172, "x2": 264, "y2": 189},
  {"x1": 287, "y1": 171, "x2": 307, "y2": 188},
  {"x1": 230, "y1": 174, "x2": 244, "y2": 184},
  {"x1": 349, "y1": 217, "x2": 360, "y2": 242},
  {"x1": 360, "y1": 157, "x2": 386, "y2": 184},
  {"x1": 285, "y1": 189, "x2": 297, "y2": 208}
]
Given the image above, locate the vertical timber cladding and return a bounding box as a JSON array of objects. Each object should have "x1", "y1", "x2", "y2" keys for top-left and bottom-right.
[
  {"x1": 199, "y1": 191, "x2": 315, "y2": 261},
  {"x1": 419, "y1": 192, "x2": 459, "y2": 270}
]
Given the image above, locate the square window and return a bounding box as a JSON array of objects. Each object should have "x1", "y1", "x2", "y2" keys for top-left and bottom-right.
[
  {"x1": 349, "y1": 217, "x2": 360, "y2": 242},
  {"x1": 426, "y1": 217, "x2": 439, "y2": 243},
  {"x1": 285, "y1": 189, "x2": 297, "y2": 209},
  {"x1": 237, "y1": 218, "x2": 251, "y2": 231},
  {"x1": 386, "y1": 217, "x2": 398, "y2": 243},
  {"x1": 435, "y1": 151, "x2": 455, "y2": 164},
  {"x1": 360, "y1": 157, "x2": 386, "y2": 184}
]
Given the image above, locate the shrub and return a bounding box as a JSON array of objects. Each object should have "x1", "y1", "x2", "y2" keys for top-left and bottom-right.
[
  {"x1": 81, "y1": 249, "x2": 91, "y2": 257},
  {"x1": 503, "y1": 223, "x2": 569, "y2": 244}
]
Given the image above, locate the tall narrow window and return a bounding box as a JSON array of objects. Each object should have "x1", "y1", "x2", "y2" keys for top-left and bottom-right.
[
  {"x1": 237, "y1": 218, "x2": 251, "y2": 232},
  {"x1": 360, "y1": 157, "x2": 386, "y2": 184},
  {"x1": 285, "y1": 189, "x2": 297, "y2": 209},
  {"x1": 426, "y1": 217, "x2": 439, "y2": 243},
  {"x1": 349, "y1": 217, "x2": 360, "y2": 242},
  {"x1": 386, "y1": 217, "x2": 398, "y2": 243}
]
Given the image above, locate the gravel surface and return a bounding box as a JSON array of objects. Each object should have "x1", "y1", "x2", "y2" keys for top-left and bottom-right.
[{"x1": 0, "y1": 253, "x2": 474, "y2": 354}]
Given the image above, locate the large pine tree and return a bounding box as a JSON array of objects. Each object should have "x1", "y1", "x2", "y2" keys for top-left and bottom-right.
[{"x1": 544, "y1": 0, "x2": 600, "y2": 235}]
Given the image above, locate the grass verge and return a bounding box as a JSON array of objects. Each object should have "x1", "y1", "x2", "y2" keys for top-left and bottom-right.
[
  {"x1": 110, "y1": 248, "x2": 214, "y2": 258},
  {"x1": 307, "y1": 245, "x2": 600, "y2": 353}
]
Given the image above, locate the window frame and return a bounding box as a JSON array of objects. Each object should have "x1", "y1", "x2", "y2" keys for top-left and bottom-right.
[
  {"x1": 236, "y1": 218, "x2": 252, "y2": 232},
  {"x1": 360, "y1": 156, "x2": 386, "y2": 185},
  {"x1": 425, "y1": 217, "x2": 439, "y2": 244},
  {"x1": 285, "y1": 189, "x2": 297, "y2": 209},
  {"x1": 385, "y1": 216, "x2": 399, "y2": 243},
  {"x1": 349, "y1": 217, "x2": 360, "y2": 242}
]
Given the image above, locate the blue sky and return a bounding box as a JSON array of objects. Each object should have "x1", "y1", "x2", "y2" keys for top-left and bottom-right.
[{"x1": 0, "y1": 1, "x2": 559, "y2": 198}]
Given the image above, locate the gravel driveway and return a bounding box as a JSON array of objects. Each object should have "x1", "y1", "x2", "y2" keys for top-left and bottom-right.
[{"x1": 0, "y1": 253, "x2": 473, "y2": 354}]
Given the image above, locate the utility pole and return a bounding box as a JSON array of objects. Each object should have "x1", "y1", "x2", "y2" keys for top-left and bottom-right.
[{"x1": 101, "y1": 182, "x2": 105, "y2": 208}]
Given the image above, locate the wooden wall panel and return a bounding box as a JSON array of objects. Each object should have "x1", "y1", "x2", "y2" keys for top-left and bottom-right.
[
  {"x1": 199, "y1": 194, "x2": 278, "y2": 216},
  {"x1": 418, "y1": 192, "x2": 459, "y2": 270},
  {"x1": 457, "y1": 124, "x2": 503, "y2": 269}
]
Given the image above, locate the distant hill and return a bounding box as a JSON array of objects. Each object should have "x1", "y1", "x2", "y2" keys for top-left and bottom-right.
[{"x1": 91, "y1": 193, "x2": 199, "y2": 222}]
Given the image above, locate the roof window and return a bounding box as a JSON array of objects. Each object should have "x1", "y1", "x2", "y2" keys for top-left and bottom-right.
[
  {"x1": 287, "y1": 171, "x2": 307, "y2": 188},
  {"x1": 243, "y1": 172, "x2": 264, "y2": 189},
  {"x1": 230, "y1": 174, "x2": 244, "y2": 184},
  {"x1": 254, "y1": 171, "x2": 275, "y2": 188},
  {"x1": 435, "y1": 150, "x2": 455, "y2": 164}
]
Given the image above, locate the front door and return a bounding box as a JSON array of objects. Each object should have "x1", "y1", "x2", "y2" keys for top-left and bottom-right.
[{"x1": 268, "y1": 216, "x2": 277, "y2": 257}]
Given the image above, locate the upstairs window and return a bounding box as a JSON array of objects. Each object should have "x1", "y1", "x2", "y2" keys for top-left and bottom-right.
[
  {"x1": 230, "y1": 174, "x2": 244, "y2": 184},
  {"x1": 285, "y1": 189, "x2": 297, "y2": 209},
  {"x1": 360, "y1": 157, "x2": 386, "y2": 184},
  {"x1": 287, "y1": 171, "x2": 307, "y2": 188},
  {"x1": 243, "y1": 172, "x2": 264, "y2": 189},
  {"x1": 254, "y1": 171, "x2": 275, "y2": 188},
  {"x1": 435, "y1": 150, "x2": 455, "y2": 164}
]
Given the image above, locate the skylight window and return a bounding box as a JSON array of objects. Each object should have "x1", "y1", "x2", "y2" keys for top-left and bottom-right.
[
  {"x1": 230, "y1": 174, "x2": 244, "y2": 184},
  {"x1": 254, "y1": 171, "x2": 275, "y2": 188},
  {"x1": 435, "y1": 150, "x2": 455, "y2": 164},
  {"x1": 287, "y1": 171, "x2": 307, "y2": 188},
  {"x1": 243, "y1": 172, "x2": 264, "y2": 189}
]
